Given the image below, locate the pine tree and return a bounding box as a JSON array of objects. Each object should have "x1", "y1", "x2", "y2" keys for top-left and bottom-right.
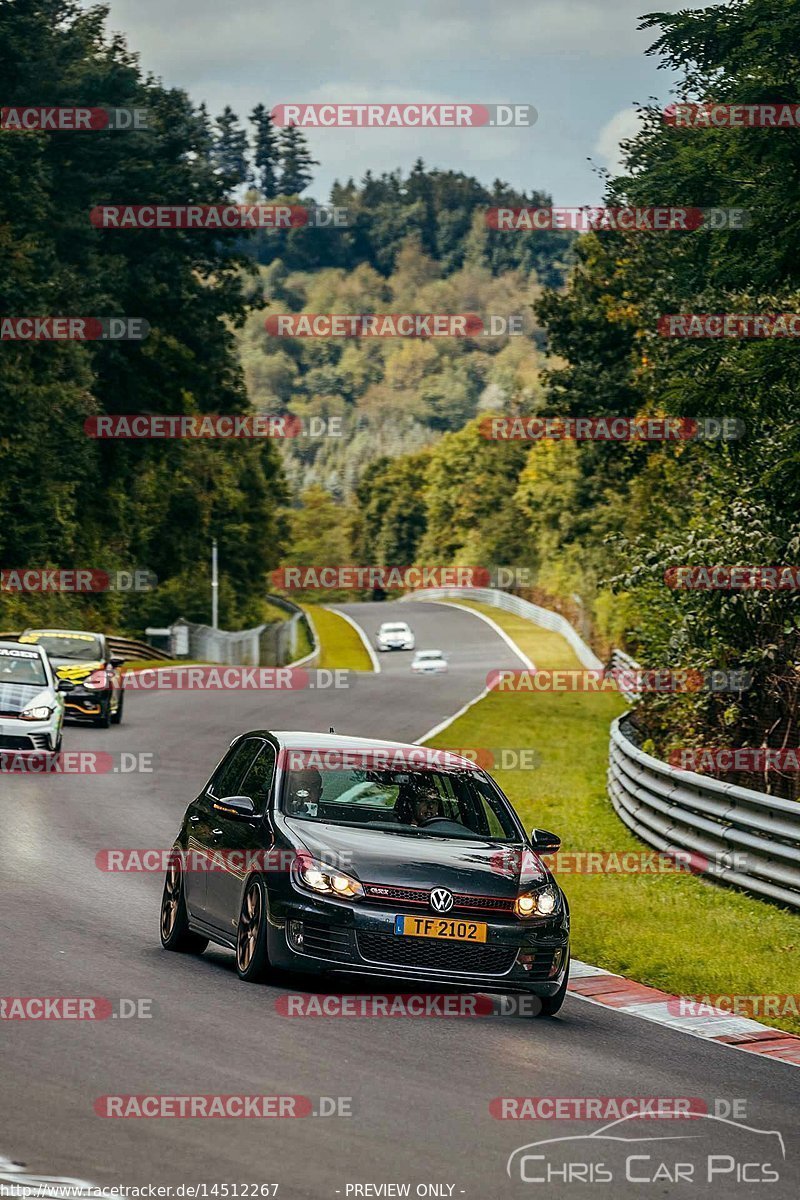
[
  {"x1": 212, "y1": 106, "x2": 250, "y2": 188},
  {"x1": 250, "y1": 104, "x2": 280, "y2": 197},
  {"x1": 278, "y1": 124, "x2": 318, "y2": 195}
]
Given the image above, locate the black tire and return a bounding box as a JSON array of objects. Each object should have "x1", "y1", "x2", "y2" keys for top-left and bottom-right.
[
  {"x1": 110, "y1": 690, "x2": 124, "y2": 725},
  {"x1": 160, "y1": 855, "x2": 208, "y2": 954},
  {"x1": 535, "y1": 957, "x2": 570, "y2": 1017},
  {"x1": 94, "y1": 696, "x2": 112, "y2": 728},
  {"x1": 236, "y1": 876, "x2": 270, "y2": 982}
]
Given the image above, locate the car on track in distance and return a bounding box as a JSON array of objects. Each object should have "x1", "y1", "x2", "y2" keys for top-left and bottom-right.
[
  {"x1": 19, "y1": 629, "x2": 125, "y2": 728},
  {"x1": 411, "y1": 649, "x2": 448, "y2": 674},
  {"x1": 160, "y1": 730, "x2": 570, "y2": 1014},
  {"x1": 0, "y1": 640, "x2": 66, "y2": 755},
  {"x1": 376, "y1": 621, "x2": 415, "y2": 651}
]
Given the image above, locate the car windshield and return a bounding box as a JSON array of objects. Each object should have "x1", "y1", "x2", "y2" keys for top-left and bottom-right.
[
  {"x1": 0, "y1": 649, "x2": 47, "y2": 688},
  {"x1": 282, "y1": 765, "x2": 519, "y2": 840},
  {"x1": 381, "y1": 624, "x2": 408, "y2": 633},
  {"x1": 20, "y1": 632, "x2": 103, "y2": 660},
  {"x1": 416, "y1": 651, "x2": 442, "y2": 659}
]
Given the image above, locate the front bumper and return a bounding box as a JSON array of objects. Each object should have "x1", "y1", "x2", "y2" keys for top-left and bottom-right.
[
  {"x1": 63, "y1": 687, "x2": 110, "y2": 721},
  {"x1": 378, "y1": 642, "x2": 414, "y2": 651},
  {"x1": 0, "y1": 712, "x2": 61, "y2": 752},
  {"x1": 267, "y1": 891, "x2": 569, "y2": 995}
]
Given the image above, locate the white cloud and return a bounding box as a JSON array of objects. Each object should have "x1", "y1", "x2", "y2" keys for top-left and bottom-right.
[{"x1": 594, "y1": 107, "x2": 643, "y2": 176}]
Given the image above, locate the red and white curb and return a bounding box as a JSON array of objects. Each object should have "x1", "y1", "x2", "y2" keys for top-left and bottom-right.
[{"x1": 569, "y1": 960, "x2": 800, "y2": 1066}]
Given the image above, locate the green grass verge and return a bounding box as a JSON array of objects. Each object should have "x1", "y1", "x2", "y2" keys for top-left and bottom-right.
[
  {"x1": 426, "y1": 599, "x2": 800, "y2": 1035},
  {"x1": 303, "y1": 606, "x2": 374, "y2": 672}
]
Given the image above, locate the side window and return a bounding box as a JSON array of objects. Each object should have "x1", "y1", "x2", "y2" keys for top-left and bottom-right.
[
  {"x1": 209, "y1": 738, "x2": 263, "y2": 799},
  {"x1": 240, "y1": 743, "x2": 277, "y2": 807}
]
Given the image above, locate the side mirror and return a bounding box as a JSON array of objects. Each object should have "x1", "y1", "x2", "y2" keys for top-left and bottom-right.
[
  {"x1": 57, "y1": 679, "x2": 76, "y2": 693},
  {"x1": 109, "y1": 657, "x2": 125, "y2": 669},
  {"x1": 529, "y1": 827, "x2": 561, "y2": 855},
  {"x1": 212, "y1": 794, "x2": 256, "y2": 820}
]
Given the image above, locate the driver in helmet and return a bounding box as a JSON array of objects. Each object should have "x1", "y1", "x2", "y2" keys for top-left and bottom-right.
[{"x1": 285, "y1": 767, "x2": 323, "y2": 816}]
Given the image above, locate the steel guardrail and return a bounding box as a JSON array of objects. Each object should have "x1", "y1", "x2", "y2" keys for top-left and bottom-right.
[{"x1": 401, "y1": 587, "x2": 800, "y2": 909}]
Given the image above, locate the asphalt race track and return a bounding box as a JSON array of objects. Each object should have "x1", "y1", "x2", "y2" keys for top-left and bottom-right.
[{"x1": 2, "y1": 601, "x2": 798, "y2": 1199}]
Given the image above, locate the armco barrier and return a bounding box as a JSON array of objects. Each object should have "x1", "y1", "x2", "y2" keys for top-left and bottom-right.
[
  {"x1": 404, "y1": 586, "x2": 800, "y2": 910},
  {"x1": 0, "y1": 631, "x2": 174, "y2": 662},
  {"x1": 400, "y1": 586, "x2": 603, "y2": 669},
  {"x1": 609, "y1": 716, "x2": 800, "y2": 909}
]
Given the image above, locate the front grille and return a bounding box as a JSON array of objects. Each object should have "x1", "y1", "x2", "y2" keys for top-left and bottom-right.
[
  {"x1": 0, "y1": 734, "x2": 36, "y2": 750},
  {"x1": 363, "y1": 883, "x2": 516, "y2": 915},
  {"x1": 522, "y1": 949, "x2": 559, "y2": 980},
  {"x1": 356, "y1": 931, "x2": 518, "y2": 976},
  {"x1": 299, "y1": 921, "x2": 353, "y2": 960}
]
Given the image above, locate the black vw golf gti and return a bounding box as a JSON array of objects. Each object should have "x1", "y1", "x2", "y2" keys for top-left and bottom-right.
[{"x1": 160, "y1": 731, "x2": 570, "y2": 1014}]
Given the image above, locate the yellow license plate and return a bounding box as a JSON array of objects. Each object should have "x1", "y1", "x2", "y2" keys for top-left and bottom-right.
[{"x1": 394, "y1": 915, "x2": 487, "y2": 942}]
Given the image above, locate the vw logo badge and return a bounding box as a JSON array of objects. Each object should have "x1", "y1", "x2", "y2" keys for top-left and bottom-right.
[{"x1": 430, "y1": 888, "x2": 454, "y2": 913}]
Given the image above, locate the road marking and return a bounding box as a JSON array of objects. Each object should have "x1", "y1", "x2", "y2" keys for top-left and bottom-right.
[
  {"x1": 420, "y1": 598, "x2": 535, "y2": 669},
  {"x1": 327, "y1": 606, "x2": 381, "y2": 672}
]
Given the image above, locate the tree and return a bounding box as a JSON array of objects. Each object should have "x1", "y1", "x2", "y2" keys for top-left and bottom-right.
[
  {"x1": 278, "y1": 124, "x2": 318, "y2": 195},
  {"x1": 250, "y1": 103, "x2": 280, "y2": 197},
  {"x1": 213, "y1": 106, "x2": 250, "y2": 188}
]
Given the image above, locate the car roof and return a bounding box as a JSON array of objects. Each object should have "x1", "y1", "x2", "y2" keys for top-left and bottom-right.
[
  {"x1": 0, "y1": 639, "x2": 47, "y2": 657},
  {"x1": 238, "y1": 729, "x2": 477, "y2": 769},
  {"x1": 416, "y1": 649, "x2": 443, "y2": 655},
  {"x1": 22, "y1": 628, "x2": 104, "y2": 639}
]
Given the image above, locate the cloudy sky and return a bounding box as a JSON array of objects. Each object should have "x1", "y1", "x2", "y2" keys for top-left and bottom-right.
[{"x1": 89, "y1": 0, "x2": 718, "y2": 203}]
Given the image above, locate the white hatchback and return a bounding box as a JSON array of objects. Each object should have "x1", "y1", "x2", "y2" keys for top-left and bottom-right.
[
  {"x1": 411, "y1": 649, "x2": 448, "y2": 674},
  {"x1": 0, "y1": 641, "x2": 65, "y2": 755}
]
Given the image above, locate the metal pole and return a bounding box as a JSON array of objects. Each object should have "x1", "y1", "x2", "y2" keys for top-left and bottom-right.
[{"x1": 211, "y1": 538, "x2": 219, "y2": 629}]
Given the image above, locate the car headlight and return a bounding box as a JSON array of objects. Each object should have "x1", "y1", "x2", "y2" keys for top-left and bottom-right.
[
  {"x1": 83, "y1": 669, "x2": 110, "y2": 690},
  {"x1": 292, "y1": 856, "x2": 364, "y2": 899},
  {"x1": 20, "y1": 705, "x2": 54, "y2": 721},
  {"x1": 515, "y1": 885, "x2": 558, "y2": 918}
]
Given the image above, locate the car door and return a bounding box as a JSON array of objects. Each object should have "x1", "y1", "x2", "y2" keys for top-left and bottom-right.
[
  {"x1": 183, "y1": 737, "x2": 262, "y2": 923},
  {"x1": 205, "y1": 740, "x2": 278, "y2": 935}
]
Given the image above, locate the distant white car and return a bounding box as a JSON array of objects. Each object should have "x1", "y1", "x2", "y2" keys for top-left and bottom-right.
[
  {"x1": 376, "y1": 621, "x2": 415, "y2": 651},
  {"x1": 411, "y1": 649, "x2": 448, "y2": 674}
]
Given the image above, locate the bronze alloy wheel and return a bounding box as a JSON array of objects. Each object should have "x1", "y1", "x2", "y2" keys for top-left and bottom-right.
[
  {"x1": 160, "y1": 858, "x2": 181, "y2": 942},
  {"x1": 237, "y1": 880, "x2": 262, "y2": 973}
]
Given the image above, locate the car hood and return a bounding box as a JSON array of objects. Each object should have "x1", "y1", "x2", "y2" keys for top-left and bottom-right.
[
  {"x1": 283, "y1": 818, "x2": 548, "y2": 895},
  {"x1": 52, "y1": 659, "x2": 104, "y2": 682},
  {"x1": 0, "y1": 686, "x2": 54, "y2": 716}
]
